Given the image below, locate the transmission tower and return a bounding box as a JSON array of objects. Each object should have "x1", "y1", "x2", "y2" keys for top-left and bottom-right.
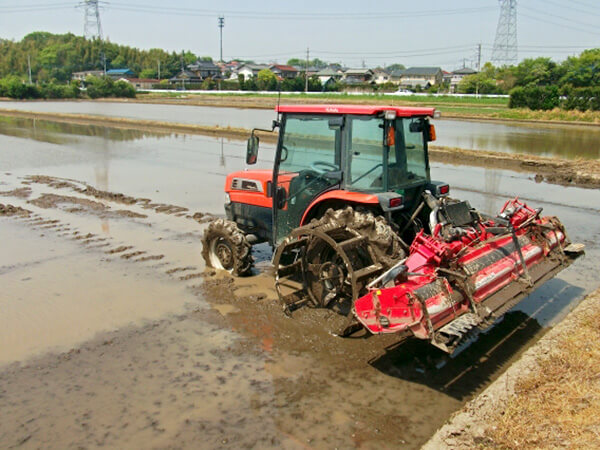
[
  {"x1": 491, "y1": 0, "x2": 517, "y2": 66},
  {"x1": 82, "y1": 0, "x2": 103, "y2": 40}
]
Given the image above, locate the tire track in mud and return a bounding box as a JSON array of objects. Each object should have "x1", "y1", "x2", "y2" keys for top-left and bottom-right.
[{"x1": 0, "y1": 174, "x2": 220, "y2": 289}]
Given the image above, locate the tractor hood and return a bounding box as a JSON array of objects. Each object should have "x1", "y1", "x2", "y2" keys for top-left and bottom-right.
[{"x1": 225, "y1": 170, "x2": 273, "y2": 195}]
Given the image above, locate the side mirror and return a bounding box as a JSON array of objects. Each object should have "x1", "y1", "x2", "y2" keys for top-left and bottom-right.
[
  {"x1": 409, "y1": 121, "x2": 424, "y2": 133},
  {"x1": 276, "y1": 186, "x2": 287, "y2": 209},
  {"x1": 246, "y1": 135, "x2": 259, "y2": 165}
]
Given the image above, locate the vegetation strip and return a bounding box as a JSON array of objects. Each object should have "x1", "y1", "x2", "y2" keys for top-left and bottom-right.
[
  {"x1": 1, "y1": 108, "x2": 598, "y2": 189},
  {"x1": 130, "y1": 94, "x2": 600, "y2": 125},
  {"x1": 424, "y1": 287, "x2": 600, "y2": 449}
]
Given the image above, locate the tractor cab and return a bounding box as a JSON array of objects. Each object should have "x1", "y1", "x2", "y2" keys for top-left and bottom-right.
[{"x1": 244, "y1": 104, "x2": 444, "y2": 245}]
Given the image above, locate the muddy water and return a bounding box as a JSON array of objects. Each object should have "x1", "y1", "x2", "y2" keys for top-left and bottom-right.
[
  {"x1": 1, "y1": 100, "x2": 599, "y2": 159},
  {"x1": 0, "y1": 118, "x2": 599, "y2": 449}
]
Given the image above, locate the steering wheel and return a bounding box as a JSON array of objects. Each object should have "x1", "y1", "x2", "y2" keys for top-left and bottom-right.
[{"x1": 310, "y1": 161, "x2": 338, "y2": 174}]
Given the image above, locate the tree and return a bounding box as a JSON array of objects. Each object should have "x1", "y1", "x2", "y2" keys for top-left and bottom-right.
[
  {"x1": 286, "y1": 58, "x2": 328, "y2": 69},
  {"x1": 139, "y1": 68, "x2": 157, "y2": 79},
  {"x1": 386, "y1": 63, "x2": 405, "y2": 72},
  {"x1": 256, "y1": 69, "x2": 277, "y2": 90},
  {"x1": 512, "y1": 57, "x2": 561, "y2": 87},
  {"x1": 457, "y1": 72, "x2": 499, "y2": 94},
  {"x1": 560, "y1": 48, "x2": 600, "y2": 88}
]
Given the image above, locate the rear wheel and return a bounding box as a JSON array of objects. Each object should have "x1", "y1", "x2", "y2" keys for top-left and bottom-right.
[
  {"x1": 274, "y1": 207, "x2": 405, "y2": 314},
  {"x1": 202, "y1": 219, "x2": 253, "y2": 276}
]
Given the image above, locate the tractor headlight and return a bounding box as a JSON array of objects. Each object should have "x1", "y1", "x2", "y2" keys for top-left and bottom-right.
[{"x1": 224, "y1": 193, "x2": 231, "y2": 205}]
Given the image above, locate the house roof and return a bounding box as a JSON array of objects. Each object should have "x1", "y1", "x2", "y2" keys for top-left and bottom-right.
[
  {"x1": 390, "y1": 70, "x2": 405, "y2": 77},
  {"x1": 120, "y1": 78, "x2": 160, "y2": 83},
  {"x1": 344, "y1": 68, "x2": 373, "y2": 75},
  {"x1": 270, "y1": 64, "x2": 298, "y2": 72},
  {"x1": 188, "y1": 60, "x2": 220, "y2": 71},
  {"x1": 452, "y1": 67, "x2": 478, "y2": 75},
  {"x1": 402, "y1": 67, "x2": 442, "y2": 76},
  {"x1": 169, "y1": 70, "x2": 201, "y2": 80},
  {"x1": 106, "y1": 68, "x2": 134, "y2": 75},
  {"x1": 316, "y1": 68, "x2": 339, "y2": 76},
  {"x1": 238, "y1": 63, "x2": 269, "y2": 71},
  {"x1": 276, "y1": 104, "x2": 435, "y2": 117}
]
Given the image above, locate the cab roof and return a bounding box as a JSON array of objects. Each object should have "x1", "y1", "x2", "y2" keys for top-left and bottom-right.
[{"x1": 276, "y1": 104, "x2": 436, "y2": 117}]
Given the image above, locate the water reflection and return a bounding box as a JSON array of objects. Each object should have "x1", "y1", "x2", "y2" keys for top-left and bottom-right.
[
  {"x1": 1, "y1": 101, "x2": 598, "y2": 160},
  {"x1": 0, "y1": 116, "x2": 170, "y2": 144},
  {"x1": 435, "y1": 119, "x2": 600, "y2": 160}
]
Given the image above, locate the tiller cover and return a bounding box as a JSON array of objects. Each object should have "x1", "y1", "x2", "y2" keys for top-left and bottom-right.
[{"x1": 353, "y1": 198, "x2": 584, "y2": 353}]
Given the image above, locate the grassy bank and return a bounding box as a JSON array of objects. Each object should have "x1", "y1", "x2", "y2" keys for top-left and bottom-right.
[
  {"x1": 136, "y1": 92, "x2": 600, "y2": 125},
  {"x1": 426, "y1": 287, "x2": 600, "y2": 449},
  {"x1": 486, "y1": 288, "x2": 600, "y2": 448}
]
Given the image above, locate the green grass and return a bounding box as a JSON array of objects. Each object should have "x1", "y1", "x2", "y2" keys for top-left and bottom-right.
[{"x1": 141, "y1": 91, "x2": 509, "y2": 107}]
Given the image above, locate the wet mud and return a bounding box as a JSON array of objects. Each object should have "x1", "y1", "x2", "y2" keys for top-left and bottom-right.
[
  {"x1": 1, "y1": 116, "x2": 598, "y2": 448},
  {"x1": 0, "y1": 175, "x2": 541, "y2": 449}
]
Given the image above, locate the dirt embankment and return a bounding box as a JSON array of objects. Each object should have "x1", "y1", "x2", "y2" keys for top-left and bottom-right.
[
  {"x1": 424, "y1": 287, "x2": 600, "y2": 449},
  {"x1": 2, "y1": 108, "x2": 598, "y2": 190},
  {"x1": 104, "y1": 95, "x2": 600, "y2": 126},
  {"x1": 429, "y1": 145, "x2": 600, "y2": 189}
]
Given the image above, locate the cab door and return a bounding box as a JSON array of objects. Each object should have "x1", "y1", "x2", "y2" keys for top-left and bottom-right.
[{"x1": 272, "y1": 114, "x2": 343, "y2": 245}]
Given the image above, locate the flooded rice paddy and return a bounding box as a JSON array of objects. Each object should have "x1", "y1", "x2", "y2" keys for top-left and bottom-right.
[
  {"x1": 1, "y1": 100, "x2": 599, "y2": 160},
  {"x1": 0, "y1": 114, "x2": 599, "y2": 448}
]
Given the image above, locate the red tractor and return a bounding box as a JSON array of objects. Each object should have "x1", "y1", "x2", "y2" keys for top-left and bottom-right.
[{"x1": 202, "y1": 104, "x2": 583, "y2": 352}]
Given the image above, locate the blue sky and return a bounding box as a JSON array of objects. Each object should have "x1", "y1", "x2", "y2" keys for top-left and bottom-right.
[{"x1": 0, "y1": 0, "x2": 598, "y2": 70}]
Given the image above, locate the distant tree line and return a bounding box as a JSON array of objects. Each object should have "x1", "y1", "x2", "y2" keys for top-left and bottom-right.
[
  {"x1": 457, "y1": 49, "x2": 600, "y2": 110},
  {"x1": 0, "y1": 32, "x2": 197, "y2": 83},
  {"x1": 0, "y1": 75, "x2": 135, "y2": 99}
]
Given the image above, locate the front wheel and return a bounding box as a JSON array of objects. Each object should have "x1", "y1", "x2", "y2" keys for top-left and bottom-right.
[{"x1": 201, "y1": 219, "x2": 253, "y2": 276}]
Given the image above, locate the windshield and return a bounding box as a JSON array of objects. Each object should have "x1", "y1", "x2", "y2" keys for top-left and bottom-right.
[{"x1": 345, "y1": 116, "x2": 428, "y2": 192}]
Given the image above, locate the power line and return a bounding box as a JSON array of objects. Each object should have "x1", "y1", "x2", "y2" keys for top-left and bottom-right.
[
  {"x1": 106, "y1": 4, "x2": 497, "y2": 20},
  {"x1": 534, "y1": 0, "x2": 600, "y2": 17},
  {"x1": 520, "y1": 5, "x2": 599, "y2": 31},
  {"x1": 519, "y1": 11, "x2": 600, "y2": 36}
]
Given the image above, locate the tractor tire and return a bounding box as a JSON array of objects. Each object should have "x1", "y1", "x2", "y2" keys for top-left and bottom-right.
[
  {"x1": 274, "y1": 206, "x2": 406, "y2": 313},
  {"x1": 308, "y1": 207, "x2": 406, "y2": 270},
  {"x1": 201, "y1": 219, "x2": 253, "y2": 276}
]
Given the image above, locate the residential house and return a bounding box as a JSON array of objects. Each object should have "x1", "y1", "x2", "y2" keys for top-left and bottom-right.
[
  {"x1": 315, "y1": 68, "x2": 342, "y2": 85},
  {"x1": 398, "y1": 67, "x2": 443, "y2": 89},
  {"x1": 342, "y1": 68, "x2": 374, "y2": 84},
  {"x1": 106, "y1": 68, "x2": 135, "y2": 79},
  {"x1": 269, "y1": 64, "x2": 299, "y2": 79},
  {"x1": 449, "y1": 67, "x2": 478, "y2": 92},
  {"x1": 188, "y1": 60, "x2": 221, "y2": 79},
  {"x1": 169, "y1": 70, "x2": 202, "y2": 86},
  {"x1": 119, "y1": 78, "x2": 160, "y2": 90},
  {"x1": 236, "y1": 63, "x2": 269, "y2": 80},
  {"x1": 372, "y1": 68, "x2": 391, "y2": 85},
  {"x1": 72, "y1": 70, "x2": 104, "y2": 81},
  {"x1": 388, "y1": 69, "x2": 405, "y2": 85}
]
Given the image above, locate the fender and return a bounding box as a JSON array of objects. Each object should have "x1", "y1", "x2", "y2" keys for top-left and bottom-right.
[{"x1": 300, "y1": 190, "x2": 380, "y2": 225}]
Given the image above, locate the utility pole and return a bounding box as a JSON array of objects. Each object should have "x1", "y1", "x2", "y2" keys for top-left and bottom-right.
[
  {"x1": 181, "y1": 51, "x2": 185, "y2": 90},
  {"x1": 305, "y1": 47, "x2": 309, "y2": 93},
  {"x1": 218, "y1": 16, "x2": 225, "y2": 62},
  {"x1": 27, "y1": 54, "x2": 32, "y2": 84},
  {"x1": 477, "y1": 43, "x2": 482, "y2": 72}
]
